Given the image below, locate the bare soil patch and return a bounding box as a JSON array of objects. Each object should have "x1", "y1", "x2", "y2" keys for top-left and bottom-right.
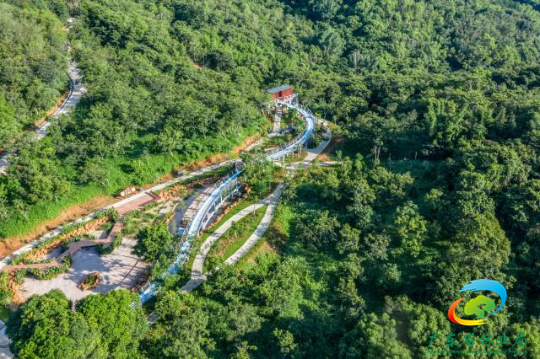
[
  {"x1": 0, "y1": 196, "x2": 112, "y2": 259},
  {"x1": 317, "y1": 135, "x2": 343, "y2": 161},
  {"x1": 0, "y1": 133, "x2": 260, "y2": 259}
]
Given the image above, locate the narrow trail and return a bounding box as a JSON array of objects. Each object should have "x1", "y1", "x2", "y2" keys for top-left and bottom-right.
[
  {"x1": 0, "y1": 18, "x2": 86, "y2": 175},
  {"x1": 270, "y1": 108, "x2": 282, "y2": 136}
]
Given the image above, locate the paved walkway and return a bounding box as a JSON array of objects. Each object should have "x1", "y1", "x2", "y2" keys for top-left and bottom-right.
[
  {"x1": 270, "y1": 108, "x2": 282, "y2": 135},
  {"x1": 180, "y1": 188, "x2": 281, "y2": 292},
  {"x1": 0, "y1": 320, "x2": 11, "y2": 359},
  {"x1": 0, "y1": 19, "x2": 85, "y2": 176},
  {"x1": 180, "y1": 125, "x2": 331, "y2": 293},
  {"x1": 19, "y1": 237, "x2": 148, "y2": 302},
  {"x1": 224, "y1": 187, "x2": 282, "y2": 266}
]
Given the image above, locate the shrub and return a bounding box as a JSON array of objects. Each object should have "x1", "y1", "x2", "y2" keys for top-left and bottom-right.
[
  {"x1": 96, "y1": 208, "x2": 120, "y2": 221},
  {"x1": 0, "y1": 272, "x2": 12, "y2": 306},
  {"x1": 27, "y1": 257, "x2": 72, "y2": 281},
  {"x1": 97, "y1": 233, "x2": 122, "y2": 255},
  {"x1": 80, "y1": 272, "x2": 101, "y2": 290}
]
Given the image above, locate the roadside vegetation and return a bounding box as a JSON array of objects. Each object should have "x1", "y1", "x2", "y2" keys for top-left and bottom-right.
[
  {"x1": 7, "y1": 290, "x2": 147, "y2": 358},
  {"x1": 3, "y1": 0, "x2": 540, "y2": 357},
  {"x1": 0, "y1": 0, "x2": 68, "y2": 150},
  {"x1": 134, "y1": 223, "x2": 177, "y2": 280},
  {"x1": 0, "y1": 0, "x2": 267, "y2": 239}
]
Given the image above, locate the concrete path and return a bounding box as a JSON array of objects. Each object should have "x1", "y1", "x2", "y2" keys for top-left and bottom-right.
[
  {"x1": 0, "y1": 19, "x2": 86, "y2": 175},
  {"x1": 0, "y1": 160, "x2": 237, "y2": 271},
  {"x1": 0, "y1": 320, "x2": 11, "y2": 359},
  {"x1": 275, "y1": 126, "x2": 332, "y2": 171},
  {"x1": 0, "y1": 158, "x2": 7, "y2": 175},
  {"x1": 224, "y1": 187, "x2": 282, "y2": 265},
  {"x1": 180, "y1": 123, "x2": 331, "y2": 293},
  {"x1": 168, "y1": 190, "x2": 201, "y2": 235},
  {"x1": 270, "y1": 108, "x2": 282, "y2": 135},
  {"x1": 180, "y1": 185, "x2": 282, "y2": 293},
  {"x1": 34, "y1": 61, "x2": 86, "y2": 140},
  {"x1": 19, "y1": 237, "x2": 148, "y2": 302}
]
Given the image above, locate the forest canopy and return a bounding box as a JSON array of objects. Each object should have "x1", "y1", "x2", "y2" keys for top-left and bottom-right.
[
  {"x1": 0, "y1": 0, "x2": 68, "y2": 149},
  {"x1": 1, "y1": 0, "x2": 540, "y2": 357}
]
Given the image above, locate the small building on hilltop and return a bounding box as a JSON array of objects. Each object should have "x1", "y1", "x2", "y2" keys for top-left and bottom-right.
[{"x1": 268, "y1": 85, "x2": 294, "y2": 101}]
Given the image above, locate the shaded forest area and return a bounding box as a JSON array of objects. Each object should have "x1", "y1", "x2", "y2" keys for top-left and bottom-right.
[
  {"x1": 0, "y1": 0, "x2": 68, "y2": 149},
  {"x1": 2, "y1": 0, "x2": 540, "y2": 358}
]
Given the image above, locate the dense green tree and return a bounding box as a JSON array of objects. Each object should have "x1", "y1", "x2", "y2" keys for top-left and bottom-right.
[
  {"x1": 3, "y1": 0, "x2": 540, "y2": 356},
  {"x1": 134, "y1": 223, "x2": 175, "y2": 263},
  {"x1": 77, "y1": 290, "x2": 148, "y2": 358},
  {"x1": 7, "y1": 290, "x2": 101, "y2": 359},
  {"x1": 0, "y1": 1, "x2": 67, "y2": 146},
  {"x1": 393, "y1": 201, "x2": 427, "y2": 258},
  {"x1": 240, "y1": 153, "x2": 276, "y2": 196},
  {"x1": 339, "y1": 313, "x2": 412, "y2": 358},
  {"x1": 0, "y1": 96, "x2": 17, "y2": 150},
  {"x1": 143, "y1": 292, "x2": 215, "y2": 358}
]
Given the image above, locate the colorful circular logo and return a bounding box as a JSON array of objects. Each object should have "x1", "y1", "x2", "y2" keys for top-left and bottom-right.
[{"x1": 447, "y1": 279, "x2": 507, "y2": 326}]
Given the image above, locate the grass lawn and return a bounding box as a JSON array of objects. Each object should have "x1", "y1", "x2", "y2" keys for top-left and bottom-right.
[
  {"x1": 263, "y1": 133, "x2": 293, "y2": 148},
  {"x1": 183, "y1": 196, "x2": 259, "y2": 273},
  {"x1": 283, "y1": 150, "x2": 308, "y2": 164},
  {"x1": 203, "y1": 205, "x2": 267, "y2": 273},
  {"x1": 122, "y1": 210, "x2": 159, "y2": 237},
  {"x1": 238, "y1": 204, "x2": 293, "y2": 269}
]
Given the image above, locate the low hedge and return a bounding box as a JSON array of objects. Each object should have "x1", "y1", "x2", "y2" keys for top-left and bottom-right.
[
  {"x1": 0, "y1": 272, "x2": 12, "y2": 306},
  {"x1": 97, "y1": 233, "x2": 122, "y2": 255},
  {"x1": 11, "y1": 210, "x2": 119, "y2": 265},
  {"x1": 24, "y1": 257, "x2": 72, "y2": 281},
  {"x1": 96, "y1": 208, "x2": 120, "y2": 221}
]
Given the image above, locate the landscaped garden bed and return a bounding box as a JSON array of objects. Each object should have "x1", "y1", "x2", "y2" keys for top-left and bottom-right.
[{"x1": 80, "y1": 272, "x2": 102, "y2": 290}]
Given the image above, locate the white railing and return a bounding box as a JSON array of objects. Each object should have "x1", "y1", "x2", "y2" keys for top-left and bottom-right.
[
  {"x1": 139, "y1": 171, "x2": 241, "y2": 303},
  {"x1": 139, "y1": 98, "x2": 315, "y2": 303}
]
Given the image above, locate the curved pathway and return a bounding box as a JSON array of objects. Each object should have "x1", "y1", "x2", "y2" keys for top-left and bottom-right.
[
  {"x1": 0, "y1": 18, "x2": 86, "y2": 175},
  {"x1": 224, "y1": 186, "x2": 282, "y2": 266},
  {"x1": 180, "y1": 122, "x2": 331, "y2": 294},
  {"x1": 140, "y1": 99, "x2": 319, "y2": 302},
  {"x1": 180, "y1": 185, "x2": 282, "y2": 293}
]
